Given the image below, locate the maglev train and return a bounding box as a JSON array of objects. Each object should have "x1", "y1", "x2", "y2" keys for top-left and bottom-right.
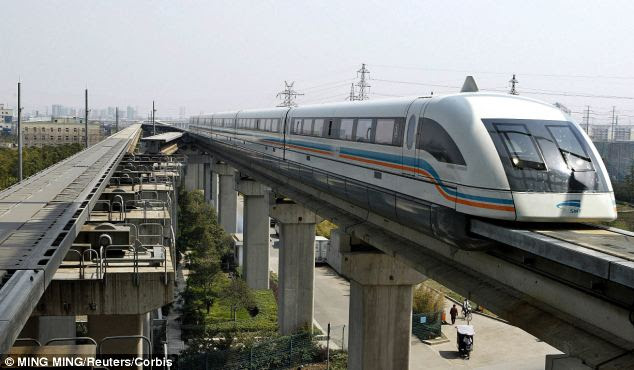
[{"x1": 183, "y1": 91, "x2": 616, "y2": 234}]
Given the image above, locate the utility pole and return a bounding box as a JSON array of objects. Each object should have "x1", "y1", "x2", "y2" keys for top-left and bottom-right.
[
  {"x1": 347, "y1": 83, "x2": 356, "y2": 101},
  {"x1": 611, "y1": 106, "x2": 616, "y2": 142},
  {"x1": 17, "y1": 82, "x2": 23, "y2": 182},
  {"x1": 276, "y1": 81, "x2": 303, "y2": 107},
  {"x1": 115, "y1": 106, "x2": 119, "y2": 133},
  {"x1": 584, "y1": 105, "x2": 590, "y2": 134},
  {"x1": 152, "y1": 101, "x2": 156, "y2": 135},
  {"x1": 509, "y1": 74, "x2": 519, "y2": 95},
  {"x1": 355, "y1": 63, "x2": 371, "y2": 100},
  {"x1": 84, "y1": 89, "x2": 89, "y2": 148}
]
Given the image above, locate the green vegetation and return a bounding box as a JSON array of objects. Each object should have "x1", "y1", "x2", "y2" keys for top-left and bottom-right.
[
  {"x1": 613, "y1": 164, "x2": 634, "y2": 203},
  {"x1": 412, "y1": 283, "x2": 444, "y2": 314},
  {"x1": 600, "y1": 203, "x2": 634, "y2": 232},
  {"x1": 177, "y1": 189, "x2": 330, "y2": 369},
  {"x1": 316, "y1": 220, "x2": 336, "y2": 238},
  {"x1": 0, "y1": 143, "x2": 83, "y2": 189}
]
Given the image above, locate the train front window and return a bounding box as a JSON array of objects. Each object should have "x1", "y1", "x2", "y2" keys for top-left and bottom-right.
[
  {"x1": 494, "y1": 123, "x2": 546, "y2": 170},
  {"x1": 546, "y1": 125, "x2": 593, "y2": 171}
]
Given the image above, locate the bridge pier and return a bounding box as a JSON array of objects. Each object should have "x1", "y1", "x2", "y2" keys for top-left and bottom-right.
[
  {"x1": 236, "y1": 178, "x2": 270, "y2": 290},
  {"x1": 269, "y1": 201, "x2": 321, "y2": 335},
  {"x1": 184, "y1": 156, "x2": 206, "y2": 192},
  {"x1": 215, "y1": 162, "x2": 237, "y2": 233},
  {"x1": 343, "y1": 252, "x2": 425, "y2": 370},
  {"x1": 209, "y1": 165, "x2": 219, "y2": 211},
  {"x1": 88, "y1": 313, "x2": 148, "y2": 357}
]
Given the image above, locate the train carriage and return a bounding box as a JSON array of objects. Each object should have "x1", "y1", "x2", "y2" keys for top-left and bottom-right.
[{"x1": 187, "y1": 91, "x2": 616, "y2": 239}]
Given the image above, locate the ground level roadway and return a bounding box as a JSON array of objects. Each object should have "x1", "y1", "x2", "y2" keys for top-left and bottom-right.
[{"x1": 269, "y1": 242, "x2": 561, "y2": 369}]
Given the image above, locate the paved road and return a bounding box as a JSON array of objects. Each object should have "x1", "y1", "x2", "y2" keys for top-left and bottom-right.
[{"x1": 268, "y1": 242, "x2": 559, "y2": 368}]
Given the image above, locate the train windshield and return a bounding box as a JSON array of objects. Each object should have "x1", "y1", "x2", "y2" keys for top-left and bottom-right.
[
  {"x1": 494, "y1": 123, "x2": 546, "y2": 170},
  {"x1": 483, "y1": 119, "x2": 607, "y2": 193}
]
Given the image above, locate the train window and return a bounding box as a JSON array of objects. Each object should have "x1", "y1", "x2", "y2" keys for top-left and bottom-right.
[
  {"x1": 494, "y1": 123, "x2": 544, "y2": 170},
  {"x1": 293, "y1": 119, "x2": 302, "y2": 134},
  {"x1": 313, "y1": 119, "x2": 324, "y2": 136},
  {"x1": 418, "y1": 118, "x2": 466, "y2": 165},
  {"x1": 546, "y1": 125, "x2": 593, "y2": 171},
  {"x1": 375, "y1": 119, "x2": 396, "y2": 145},
  {"x1": 339, "y1": 119, "x2": 354, "y2": 140},
  {"x1": 271, "y1": 119, "x2": 278, "y2": 132},
  {"x1": 355, "y1": 119, "x2": 373, "y2": 142},
  {"x1": 302, "y1": 119, "x2": 313, "y2": 135},
  {"x1": 263, "y1": 119, "x2": 270, "y2": 131}
]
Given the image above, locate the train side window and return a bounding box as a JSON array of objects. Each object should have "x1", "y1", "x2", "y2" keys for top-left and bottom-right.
[
  {"x1": 313, "y1": 119, "x2": 324, "y2": 136},
  {"x1": 375, "y1": 119, "x2": 396, "y2": 145},
  {"x1": 302, "y1": 119, "x2": 313, "y2": 135},
  {"x1": 418, "y1": 118, "x2": 466, "y2": 165},
  {"x1": 339, "y1": 119, "x2": 354, "y2": 140},
  {"x1": 292, "y1": 119, "x2": 302, "y2": 134},
  {"x1": 272, "y1": 119, "x2": 279, "y2": 132},
  {"x1": 355, "y1": 118, "x2": 373, "y2": 142}
]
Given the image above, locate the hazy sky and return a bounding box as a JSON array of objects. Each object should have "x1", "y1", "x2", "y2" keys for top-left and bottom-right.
[{"x1": 1, "y1": 0, "x2": 633, "y2": 124}]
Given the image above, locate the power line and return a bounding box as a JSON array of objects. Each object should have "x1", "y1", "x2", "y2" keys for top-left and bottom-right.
[{"x1": 371, "y1": 63, "x2": 634, "y2": 80}]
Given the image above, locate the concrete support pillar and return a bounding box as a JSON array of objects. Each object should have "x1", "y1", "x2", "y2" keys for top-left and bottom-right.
[
  {"x1": 18, "y1": 316, "x2": 76, "y2": 345},
  {"x1": 215, "y1": 163, "x2": 237, "y2": 233},
  {"x1": 236, "y1": 179, "x2": 270, "y2": 290},
  {"x1": 203, "y1": 162, "x2": 211, "y2": 203},
  {"x1": 196, "y1": 162, "x2": 205, "y2": 191},
  {"x1": 342, "y1": 252, "x2": 425, "y2": 370},
  {"x1": 210, "y1": 171, "x2": 219, "y2": 212},
  {"x1": 270, "y1": 202, "x2": 321, "y2": 335},
  {"x1": 184, "y1": 163, "x2": 196, "y2": 192},
  {"x1": 88, "y1": 314, "x2": 146, "y2": 356}
]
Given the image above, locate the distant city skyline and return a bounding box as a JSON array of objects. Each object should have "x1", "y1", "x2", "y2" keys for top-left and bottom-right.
[{"x1": 1, "y1": 1, "x2": 633, "y2": 126}]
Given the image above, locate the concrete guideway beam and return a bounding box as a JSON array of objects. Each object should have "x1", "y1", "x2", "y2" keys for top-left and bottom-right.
[
  {"x1": 343, "y1": 252, "x2": 425, "y2": 370},
  {"x1": 236, "y1": 178, "x2": 270, "y2": 290},
  {"x1": 215, "y1": 162, "x2": 237, "y2": 233},
  {"x1": 269, "y1": 201, "x2": 322, "y2": 335}
]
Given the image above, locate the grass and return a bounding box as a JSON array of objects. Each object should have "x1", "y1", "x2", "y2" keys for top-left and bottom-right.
[
  {"x1": 599, "y1": 203, "x2": 634, "y2": 232},
  {"x1": 204, "y1": 289, "x2": 278, "y2": 333}
]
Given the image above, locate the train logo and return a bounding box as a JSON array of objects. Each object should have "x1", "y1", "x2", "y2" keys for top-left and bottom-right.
[{"x1": 556, "y1": 200, "x2": 581, "y2": 214}]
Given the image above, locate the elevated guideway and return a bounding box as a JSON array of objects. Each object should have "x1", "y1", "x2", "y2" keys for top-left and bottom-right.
[
  {"x1": 187, "y1": 130, "x2": 634, "y2": 368},
  {"x1": 0, "y1": 125, "x2": 142, "y2": 353}
]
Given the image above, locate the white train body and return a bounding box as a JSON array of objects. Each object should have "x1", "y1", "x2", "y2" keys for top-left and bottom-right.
[{"x1": 185, "y1": 93, "x2": 616, "y2": 228}]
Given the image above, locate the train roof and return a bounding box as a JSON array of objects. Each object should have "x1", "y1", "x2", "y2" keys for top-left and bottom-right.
[
  {"x1": 238, "y1": 107, "x2": 289, "y2": 118},
  {"x1": 290, "y1": 96, "x2": 420, "y2": 117}
]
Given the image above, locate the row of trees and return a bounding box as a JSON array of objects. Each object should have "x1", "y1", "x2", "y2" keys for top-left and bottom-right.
[
  {"x1": 0, "y1": 143, "x2": 83, "y2": 190},
  {"x1": 614, "y1": 164, "x2": 634, "y2": 203}
]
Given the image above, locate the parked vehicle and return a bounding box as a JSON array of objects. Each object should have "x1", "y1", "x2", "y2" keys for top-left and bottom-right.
[
  {"x1": 314, "y1": 236, "x2": 329, "y2": 264},
  {"x1": 456, "y1": 325, "x2": 474, "y2": 359}
]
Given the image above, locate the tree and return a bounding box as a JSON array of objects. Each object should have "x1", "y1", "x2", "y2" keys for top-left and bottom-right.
[{"x1": 220, "y1": 275, "x2": 255, "y2": 321}]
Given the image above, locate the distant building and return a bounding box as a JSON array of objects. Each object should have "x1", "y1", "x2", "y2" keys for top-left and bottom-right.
[
  {"x1": 0, "y1": 104, "x2": 14, "y2": 134},
  {"x1": 589, "y1": 124, "x2": 633, "y2": 142},
  {"x1": 22, "y1": 117, "x2": 101, "y2": 147},
  {"x1": 126, "y1": 106, "x2": 136, "y2": 120}
]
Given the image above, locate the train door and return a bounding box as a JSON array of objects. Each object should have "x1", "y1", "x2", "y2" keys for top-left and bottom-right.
[{"x1": 401, "y1": 98, "x2": 429, "y2": 177}]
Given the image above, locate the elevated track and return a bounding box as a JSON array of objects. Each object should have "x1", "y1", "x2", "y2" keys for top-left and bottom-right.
[{"x1": 0, "y1": 125, "x2": 141, "y2": 353}]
